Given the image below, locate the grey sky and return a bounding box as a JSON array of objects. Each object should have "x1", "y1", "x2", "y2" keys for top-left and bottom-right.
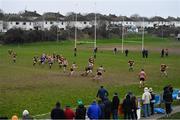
[{"x1": 0, "y1": 0, "x2": 180, "y2": 18}]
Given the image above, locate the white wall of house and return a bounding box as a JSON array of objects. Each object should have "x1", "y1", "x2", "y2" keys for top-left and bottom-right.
[
  {"x1": 0, "y1": 20, "x2": 3, "y2": 32},
  {"x1": 68, "y1": 21, "x2": 92, "y2": 30},
  {"x1": 7, "y1": 21, "x2": 34, "y2": 30},
  {"x1": 43, "y1": 21, "x2": 67, "y2": 30}
]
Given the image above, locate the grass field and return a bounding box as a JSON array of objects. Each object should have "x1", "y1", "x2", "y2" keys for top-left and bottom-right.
[{"x1": 0, "y1": 34, "x2": 180, "y2": 118}]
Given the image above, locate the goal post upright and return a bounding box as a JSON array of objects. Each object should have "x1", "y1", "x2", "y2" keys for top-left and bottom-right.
[
  {"x1": 94, "y1": 3, "x2": 97, "y2": 49},
  {"x1": 142, "y1": 17, "x2": 145, "y2": 50},
  {"x1": 121, "y1": 16, "x2": 124, "y2": 53}
]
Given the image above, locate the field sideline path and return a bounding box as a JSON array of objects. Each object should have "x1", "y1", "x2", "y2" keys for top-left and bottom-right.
[{"x1": 142, "y1": 105, "x2": 180, "y2": 119}]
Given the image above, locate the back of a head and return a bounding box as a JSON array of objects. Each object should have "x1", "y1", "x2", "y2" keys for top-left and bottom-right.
[
  {"x1": 100, "y1": 86, "x2": 103, "y2": 89},
  {"x1": 56, "y1": 101, "x2": 61, "y2": 108}
]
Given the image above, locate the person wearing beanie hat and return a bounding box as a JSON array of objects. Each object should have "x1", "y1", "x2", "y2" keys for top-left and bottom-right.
[
  {"x1": 22, "y1": 110, "x2": 33, "y2": 120},
  {"x1": 142, "y1": 87, "x2": 152, "y2": 118},
  {"x1": 112, "y1": 92, "x2": 120, "y2": 119},
  {"x1": 51, "y1": 101, "x2": 65, "y2": 119},
  {"x1": 75, "y1": 100, "x2": 86, "y2": 119},
  {"x1": 149, "y1": 88, "x2": 155, "y2": 115}
]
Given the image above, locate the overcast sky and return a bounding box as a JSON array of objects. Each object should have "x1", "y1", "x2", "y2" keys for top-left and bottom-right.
[{"x1": 0, "y1": 0, "x2": 180, "y2": 18}]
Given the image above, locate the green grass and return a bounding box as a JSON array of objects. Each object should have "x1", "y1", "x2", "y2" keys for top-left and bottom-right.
[{"x1": 0, "y1": 35, "x2": 180, "y2": 118}]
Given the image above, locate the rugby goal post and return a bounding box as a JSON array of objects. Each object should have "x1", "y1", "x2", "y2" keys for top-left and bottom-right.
[{"x1": 121, "y1": 17, "x2": 145, "y2": 53}]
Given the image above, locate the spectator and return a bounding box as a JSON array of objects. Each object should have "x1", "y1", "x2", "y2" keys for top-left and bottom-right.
[
  {"x1": 142, "y1": 87, "x2": 151, "y2": 118},
  {"x1": 145, "y1": 49, "x2": 148, "y2": 58},
  {"x1": 112, "y1": 93, "x2": 120, "y2": 119},
  {"x1": 165, "y1": 49, "x2": 168, "y2": 57},
  {"x1": 64, "y1": 105, "x2": 75, "y2": 120},
  {"x1": 96, "y1": 86, "x2": 109, "y2": 102},
  {"x1": 161, "y1": 49, "x2": 165, "y2": 57},
  {"x1": 87, "y1": 100, "x2": 101, "y2": 119},
  {"x1": 22, "y1": 110, "x2": 33, "y2": 120},
  {"x1": 125, "y1": 49, "x2": 129, "y2": 56},
  {"x1": 75, "y1": 100, "x2": 86, "y2": 119},
  {"x1": 142, "y1": 49, "x2": 146, "y2": 58},
  {"x1": 11, "y1": 115, "x2": 18, "y2": 120},
  {"x1": 114, "y1": 48, "x2": 117, "y2": 54},
  {"x1": 104, "y1": 97, "x2": 112, "y2": 119},
  {"x1": 131, "y1": 95, "x2": 138, "y2": 119},
  {"x1": 163, "y1": 86, "x2": 173, "y2": 117},
  {"x1": 122, "y1": 94, "x2": 132, "y2": 119},
  {"x1": 98, "y1": 100, "x2": 105, "y2": 119},
  {"x1": 149, "y1": 88, "x2": 155, "y2": 115},
  {"x1": 51, "y1": 102, "x2": 65, "y2": 119}
]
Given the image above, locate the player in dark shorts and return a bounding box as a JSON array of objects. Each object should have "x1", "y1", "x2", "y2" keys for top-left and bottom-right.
[
  {"x1": 138, "y1": 69, "x2": 146, "y2": 88},
  {"x1": 69, "y1": 62, "x2": 77, "y2": 76},
  {"x1": 12, "y1": 52, "x2": 17, "y2": 63},
  {"x1": 62, "y1": 58, "x2": 68, "y2": 73},
  {"x1": 93, "y1": 65, "x2": 105, "y2": 81},
  {"x1": 48, "y1": 56, "x2": 53, "y2": 69},
  {"x1": 128, "y1": 60, "x2": 134, "y2": 71},
  {"x1": 160, "y1": 64, "x2": 168, "y2": 77}
]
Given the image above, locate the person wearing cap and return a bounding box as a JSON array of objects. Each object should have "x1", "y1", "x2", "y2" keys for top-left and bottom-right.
[
  {"x1": 149, "y1": 88, "x2": 155, "y2": 115},
  {"x1": 112, "y1": 93, "x2": 120, "y2": 119},
  {"x1": 75, "y1": 100, "x2": 86, "y2": 119},
  {"x1": 96, "y1": 86, "x2": 109, "y2": 102},
  {"x1": 22, "y1": 110, "x2": 33, "y2": 120},
  {"x1": 64, "y1": 105, "x2": 75, "y2": 120},
  {"x1": 51, "y1": 102, "x2": 65, "y2": 119},
  {"x1": 87, "y1": 100, "x2": 101, "y2": 119},
  {"x1": 142, "y1": 87, "x2": 151, "y2": 118}
]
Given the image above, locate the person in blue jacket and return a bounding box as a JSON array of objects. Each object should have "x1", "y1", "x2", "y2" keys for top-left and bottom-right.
[
  {"x1": 96, "y1": 86, "x2": 109, "y2": 101},
  {"x1": 87, "y1": 100, "x2": 101, "y2": 119}
]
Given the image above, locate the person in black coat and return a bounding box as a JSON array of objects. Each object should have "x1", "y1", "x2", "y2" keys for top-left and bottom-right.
[
  {"x1": 51, "y1": 102, "x2": 65, "y2": 119},
  {"x1": 112, "y1": 93, "x2": 120, "y2": 119},
  {"x1": 149, "y1": 88, "x2": 155, "y2": 115},
  {"x1": 131, "y1": 96, "x2": 137, "y2": 119},
  {"x1": 75, "y1": 100, "x2": 86, "y2": 119},
  {"x1": 163, "y1": 86, "x2": 173, "y2": 116},
  {"x1": 98, "y1": 100, "x2": 105, "y2": 119},
  {"x1": 122, "y1": 94, "x2": 132, "y2": 119},
  {"x1": 104, "y1": 97, "x2": 112, "y2": 119}
]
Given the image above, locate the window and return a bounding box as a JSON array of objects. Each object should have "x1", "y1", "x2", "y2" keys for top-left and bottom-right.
[
  {"x1": 29, "y1": 22, "x2": 31, "y2": 25},
  {"x1": 61, "y1": 22, "x2": 63, "y2": 25},
  {"x1": 16, "y1": 22, "x2": 19, "y2": 25},
  {"x1": 45, "y1": 21, "x2": 47, "y2": 24},
  {"x1": 23, "y1": 22, "x2": 26, "y2": 25},
  {"x1": 84, "y1": 21, "x2": 87, "y2": 24},
  {"x1": 50, "y1": 21, "x2": 53, "y2": 24}
]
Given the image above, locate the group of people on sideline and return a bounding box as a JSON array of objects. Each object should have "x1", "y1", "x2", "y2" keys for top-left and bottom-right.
[{"x1": 2, "y1": 85, "x2": 174, "y2": 120}]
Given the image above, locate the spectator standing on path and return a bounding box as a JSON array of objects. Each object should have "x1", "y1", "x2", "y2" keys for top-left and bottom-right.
[
  {"x1": 87, "y1": 100, "x2": 101, "y2": 119},
  {"x1": 96, "y1": 86, "x2": 109, "y2": 102},
  {"x1": 64, "y1": 105, "x2": 75, "y2": 120},
  {"x1": 131, "y1": 95, "x2": 138, "y2": 119},
  {"x1": 163, "y1": 86, "x2": 173, "y2": 117},
  {"x1": 22, "y1": 110, "x2": 33, "y2": 120},
  {"x1": 51, "y1": 102, "x2": 65, "y2": 119},
  {"x1": 112, "y1": 93, "x2": 120, "y2": 120},
  {"x1": 75, "y1": 100, "x2": 86, "y2": 120},
  {"x1": 142, "y1": 87, "x2": 151, "y2": 118},
  {"x1": 149, "y1": 88, "x2": 155, "y2": 115},
  {"x1": 104, "y1": 97, "x2": 112, "y2": 119},
  {"x1": 98, "y1": 99, "x2": 105, "y2": 119},
  {"x1": 122, "y1": 94, "x2": 132, "y2": 119}
]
